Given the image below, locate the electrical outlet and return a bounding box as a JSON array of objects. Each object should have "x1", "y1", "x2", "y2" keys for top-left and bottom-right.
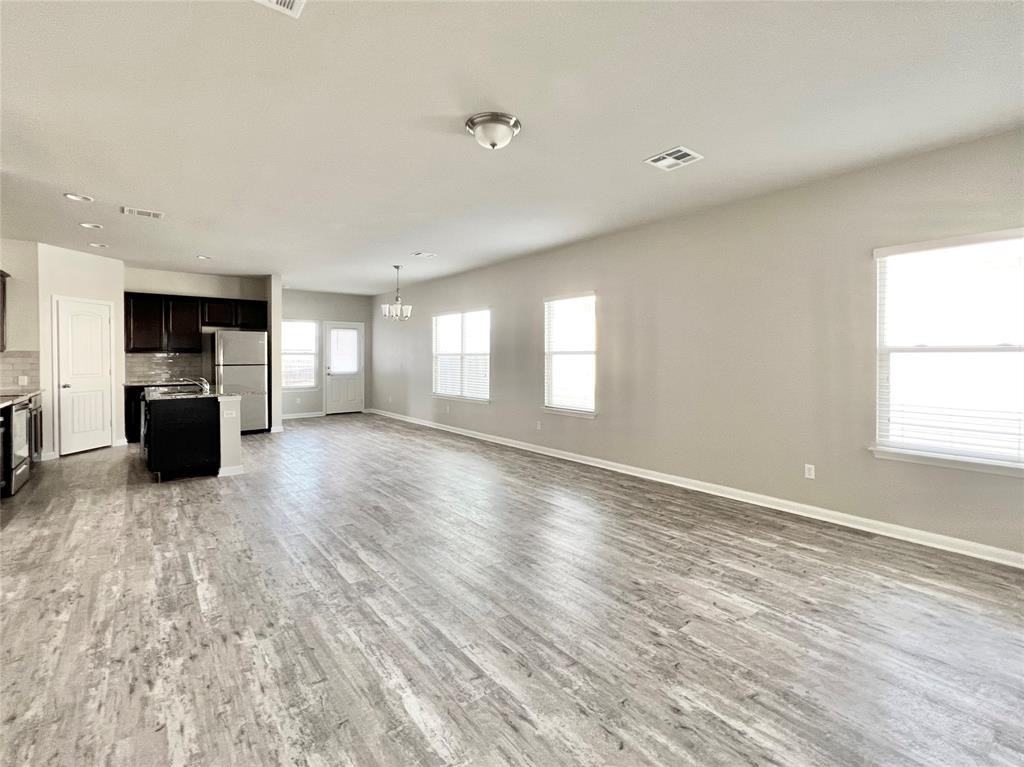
[
  {"x1": 388, "y1": 394, "x2": 393, "y2": 404},
  {"x1": 295, "y1": 397, "x2": 301, "y2": 404},
  {"x1": 536, "y1": 420, "x2": 542, "y2": 430},
  {"x1": 18, "y1": 375, "x2": 28, "y2": 386},
  {"x1": 445, "y1": 403, "x2": 451, "y2": 414},
  {"x1": 804, "y1": 464, "x2": 816, "y2": 480}
]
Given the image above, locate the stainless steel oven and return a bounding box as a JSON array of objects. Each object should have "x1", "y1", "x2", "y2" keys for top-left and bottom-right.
[{"x1": 2, "y1": 401, "x2": 30, "y2": 496}]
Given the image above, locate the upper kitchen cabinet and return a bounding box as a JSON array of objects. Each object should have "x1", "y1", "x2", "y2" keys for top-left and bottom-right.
[
  {"x1": 236, "y1": 300, "x2": 268, "y2": 330},
  {"x1": 126, "y1": 293, "x2": 269, "y2": 351},
  {"x1": 164, "y1": 296, "x2": 202, "y2": 352},
  {"x1": 125, "y1": 292, "x2": 165, "y2": 351},
  {"x1": 202, "y1": 298, "x2": 238, "y2": 327}
]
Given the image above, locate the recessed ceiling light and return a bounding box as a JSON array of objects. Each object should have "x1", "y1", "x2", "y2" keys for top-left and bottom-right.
[
  {"x1": 196, "y1": 255, "x2": 211, "y2": 260},
  {"x1": 63, "y1": 192, "x2": 94, "y2": 202},
  {"x1": 79, "y1": 222, "x2": 103, "y2": 229},
  {"x1": 88, "y1": 243, "x2": 108, "y2": 248}
]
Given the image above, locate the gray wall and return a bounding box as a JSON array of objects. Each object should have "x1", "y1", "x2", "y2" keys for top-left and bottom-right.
[
  {"x1": 372, "y1": 128, "x2": 1024, "y2": 553},
  {"x1": 0, "y1": 239, "x2": 40, "y2": 351},
  {"x1": 124, "y1": 267, "x2": 268, "y2": 300},
  {"x1": 282, "y1": 289, "x2": 374, "y2": 417}
]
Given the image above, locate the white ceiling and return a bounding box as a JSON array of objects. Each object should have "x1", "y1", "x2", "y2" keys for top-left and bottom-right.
[{"x1": 2, "y1": 1, "x2": 1022, "y2": 295}]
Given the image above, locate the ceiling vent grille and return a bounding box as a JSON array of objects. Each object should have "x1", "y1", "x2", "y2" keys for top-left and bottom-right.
[
  {"x1": 252, "y1": 0, "x2": 306, "y2": 19},
  {"x1": 643, "y1": 146, "x2": 703, "y2": 172},
  {"x1": 121, "y1": 206, "x2": 165, "y2": 220}
]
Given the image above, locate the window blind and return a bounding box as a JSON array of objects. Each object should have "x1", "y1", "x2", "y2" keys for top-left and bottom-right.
[
  {"x1": 282, "y1": 320, "x2": 318, "y2": 388},
  {"x1": 545, "y1": 294, "x2": 596, "y2": 413},
  {"x1": 328, "y1": 327, "x2": 359, "y2": 374},
  {"x1": 432, "y1": 310, "x2": 490, "y2": 400},
  {"x1": 876, "y1": 233, "x2": 1024, "y2": 467}
]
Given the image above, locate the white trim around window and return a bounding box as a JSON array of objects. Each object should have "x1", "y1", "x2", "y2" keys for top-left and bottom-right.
[
  {"x1": 281, "y1": 319, "x2": 320, "y2": 390},
  {"x1": 544, "y1": 292, "x2": 597, "y2": 415},
  {"x1": 432, "y1": 309, "x2": 491, "y2": 402},
  {"x1": 873, "y1": 228, "x2": 1024, "y2": 474}
]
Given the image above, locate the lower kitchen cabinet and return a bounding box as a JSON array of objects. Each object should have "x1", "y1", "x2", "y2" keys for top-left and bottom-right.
[{"x1": 144, "y1": 397, "x2": 220, "y2": 480}]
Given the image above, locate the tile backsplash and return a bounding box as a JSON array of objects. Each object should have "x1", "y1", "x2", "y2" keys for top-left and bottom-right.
[
  {"x1": 125, "y1": 352, "x2": 204, "y2": 382},
  {"x1": 0, "y1": 350, "x2": 40, "y2": 389}
]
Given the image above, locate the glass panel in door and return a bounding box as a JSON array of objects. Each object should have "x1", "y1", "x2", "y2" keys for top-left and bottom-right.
[{"x1": 329, "y1": 328, "x2": 359, "y2": 374}]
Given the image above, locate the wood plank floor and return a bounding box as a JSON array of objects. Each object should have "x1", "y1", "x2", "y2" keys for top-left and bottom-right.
[{"x1": 1, "y1": 414, "x2": 1021, "y2": 766}]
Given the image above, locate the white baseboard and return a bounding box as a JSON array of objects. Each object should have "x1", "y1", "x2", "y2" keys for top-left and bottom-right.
[
  {"x1": 365, "y1": 408, "x2": 1023, "y2": 569},
  {"x1": 113, "y1": 437, "x2": 127, "y2": 447},
  {"x1": 218, "y1": 465, "x2": 245, "y2": 477},
  {"x1": 41, "y1": 451, "x2": 59, "y2": 462},
  {"x1": 283, "y1": 412, "x2": 324, "y2": 420},
  {"x1": 270, "y1": 425, "x2": 284, "y2": 433}
]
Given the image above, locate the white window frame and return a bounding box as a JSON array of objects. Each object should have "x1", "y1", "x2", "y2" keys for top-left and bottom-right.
[
  {"x1": 871, "y1": 228, "x2": 1024, "y2": 477},
  {"x1": 281, "y1": 319, "x2": 320, "y2": 391},
  {"x1": 544, "y1": 292, "x2": 597, "y2": 417},
  {"x1": 432, "y1": 309, "x2": 491, "y2": 402}
]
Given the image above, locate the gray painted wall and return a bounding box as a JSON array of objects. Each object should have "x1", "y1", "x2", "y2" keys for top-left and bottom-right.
[
  {"x1": 0, "y1": 239, "x2": 40, "y2": 351},
  {"x1": 282, "y1": 289, "x2": 374, "y2": 417},
  {"x1": 372, "y1": 128, "x2": 1024, "y2": 553}
]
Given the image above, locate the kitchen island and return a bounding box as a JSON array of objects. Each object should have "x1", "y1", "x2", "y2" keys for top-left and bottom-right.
[{"x1": 143, "y1": 388, "x2": 242, "y2": 481}]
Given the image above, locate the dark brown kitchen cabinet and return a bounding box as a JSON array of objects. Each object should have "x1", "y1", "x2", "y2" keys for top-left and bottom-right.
[
  {"x1": 236, "y1": 300, "x2": 268, "y2": 330},
  {"x1": 125, "y1": 292, "x2": 165, "y2": 351},
  {"x1": 125, "y1": 292, "x2": 268, "y2": 351},
  {"x1": 202, "y1": 299, "x2": 237, "y2": 327},
  {"x1": 164, "y1": 296, "x2": 202, "y2": 352}
]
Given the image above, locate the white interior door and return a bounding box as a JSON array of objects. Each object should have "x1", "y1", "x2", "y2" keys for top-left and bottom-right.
[
  {"x1": 323, "y1": 322, "x2": 364, "y2": 414},
  {"x1": 57, "y1": 298, "x2": 112, "y2": 455}
]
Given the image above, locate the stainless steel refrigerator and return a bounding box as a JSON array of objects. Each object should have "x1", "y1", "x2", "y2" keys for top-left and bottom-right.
[{"x1": 213, "y1": 330, "x2": 268, "y2": 431}]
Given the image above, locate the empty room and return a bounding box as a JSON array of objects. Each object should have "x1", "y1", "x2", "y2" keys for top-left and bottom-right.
[{"x1": 1, "y1": 1, "x2": 1022, "y2": 765}]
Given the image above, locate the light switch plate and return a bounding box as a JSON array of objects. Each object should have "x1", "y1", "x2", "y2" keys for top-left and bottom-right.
[{"x1": 18, "y1": 375, "x2": 28, "y2": 386}]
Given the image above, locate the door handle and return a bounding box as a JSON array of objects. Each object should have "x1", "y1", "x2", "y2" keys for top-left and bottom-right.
[{"x1": 61, "y1": 384, "x2": 71, "y2": 389}]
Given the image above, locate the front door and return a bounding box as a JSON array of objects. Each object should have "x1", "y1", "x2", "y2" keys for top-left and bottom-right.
[
  {"x1": 323, "y1": 321, "x2": 364, "y2": 414},
  {"x1": 57, "y1": 298, "x2": 112, "y2": 454}
]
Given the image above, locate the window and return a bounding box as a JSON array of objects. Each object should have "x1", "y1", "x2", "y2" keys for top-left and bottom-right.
[
  {"x1": 328, "y1": 327, "x2": 359, "y2": 374},
  {"x1": 545, "y1": 294, "x2": 596, "y2": 413},
  {"x1": 875, "y1": 230, "x2": 1023, "y2": 470},
  {"x1": 432, "y1": 310, "x2": 490, "y2": 400},
  {"x1": 282, "y1": 320, "x2": 318, "y2": 388}
]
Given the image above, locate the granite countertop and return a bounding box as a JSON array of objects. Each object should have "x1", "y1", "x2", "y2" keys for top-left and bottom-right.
[
  {"x1": 144, "y1": 389, "x2": 240, "y2": 402},
  {"x1": 0, "y1": 388, "x2": 43, "y2": 409},
  {"x1": 124, "y1": 380, "x2": 204, "y2": 388},
  {"x1": 145, "y1": 388, "x2": 219, "y2": 402}
]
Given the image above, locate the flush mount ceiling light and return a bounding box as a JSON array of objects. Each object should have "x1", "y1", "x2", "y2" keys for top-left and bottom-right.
[
  {"x1": 88, "y1": 243, "x2": 108, "y2": 248},
  {"x1": 79, "y1": 222, "x2": 103, "y2": 229},
  {"x1": 63, "y1": 192, "x2": 94, "y2": 202},
  {"x1": 465, "y1": 112, "x2": 522, "y2": 150},
  {"x1": 410, "y1": 251, "x2": 437, "y2": 260},
  {"x1": 196, "y1": 255, "x2": 211, "y2": 260},
  {"x1": 380, "y1": 265, "x2": 413, "y2": 321}
]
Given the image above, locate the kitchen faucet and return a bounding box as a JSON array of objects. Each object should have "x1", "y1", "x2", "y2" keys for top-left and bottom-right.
[{"x1": 184, "y1": 377, "x2": 211, "y2": 394}]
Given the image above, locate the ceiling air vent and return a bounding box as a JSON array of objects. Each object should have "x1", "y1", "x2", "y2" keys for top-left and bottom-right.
[
  {"x1": 252, "y1": 0, "x2": 306, "y2": 19},
  {"x1": 643, "y1": 146, "x2": 703, "y2": 172},
  {"x1": 121, "y1": 206, "x2": 165, "y2": 220}
]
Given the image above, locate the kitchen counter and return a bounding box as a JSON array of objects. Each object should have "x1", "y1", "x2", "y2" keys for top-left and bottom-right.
[
  {"x1": 144, "y1": 388, "x2": 220, "y2": 402},
  {"x1": 124, "y1": 380, "x2": 204, "y2": 387},
  {"x1": 142, "y1": 391, "x2": 242, "y2": 481},
  {"x1": 0, "y1": 388, "x2": 43, "y2": 409}
]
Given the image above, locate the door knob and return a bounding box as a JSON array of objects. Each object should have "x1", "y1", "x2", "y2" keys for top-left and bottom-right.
[{"x1": 61, "y1": 384, "x2": 71, "y2": 389}]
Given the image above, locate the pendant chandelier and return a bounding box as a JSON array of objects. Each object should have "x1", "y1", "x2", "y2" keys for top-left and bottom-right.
[{"x1": 381, "y1": 265, "x2": 413, "y2": 321}]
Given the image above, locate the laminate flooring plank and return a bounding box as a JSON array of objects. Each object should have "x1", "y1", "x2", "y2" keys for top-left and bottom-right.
[{"x1": 1, "y1": 414, "x2": 1021, "y2": 766}]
